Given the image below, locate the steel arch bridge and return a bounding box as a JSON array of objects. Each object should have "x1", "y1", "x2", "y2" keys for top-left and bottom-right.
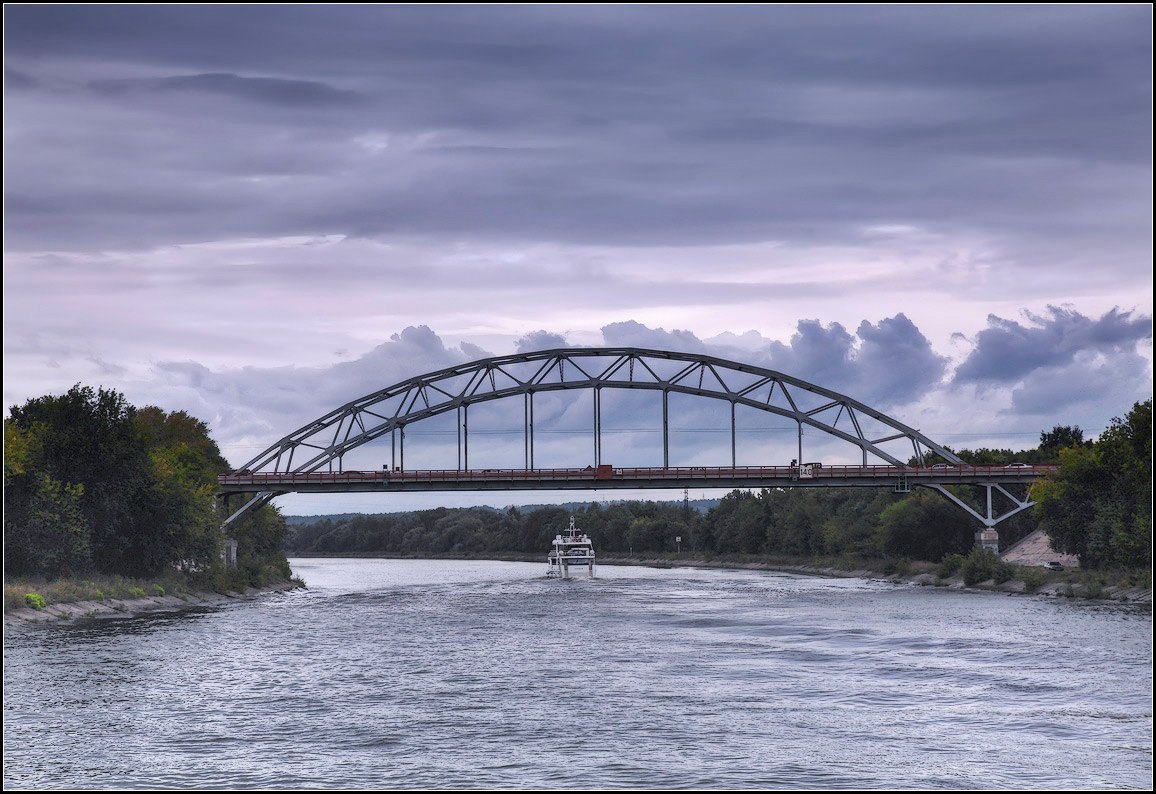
[{"x1": 218, "y1": 347, "x2": 1049, "y2": 536}]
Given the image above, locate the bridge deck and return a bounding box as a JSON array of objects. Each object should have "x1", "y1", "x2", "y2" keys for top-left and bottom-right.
[{"x1": 217, "y1": 464, "x2": 1056, "y2": 494}]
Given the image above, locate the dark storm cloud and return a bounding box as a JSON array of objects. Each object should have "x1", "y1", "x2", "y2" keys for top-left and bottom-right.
[
  {"x1": 952, "y1": 307, "x2": 1152, "y2": 385},
  {"x1": 851, "y1": 315, "x2": 949, "y2": 406},
  {"x1": 754, "y1": 314, "x2": 947, "y2": 407},
  {"x1": 4, "y1": 5, "x2": 1150, "y2": 255}
]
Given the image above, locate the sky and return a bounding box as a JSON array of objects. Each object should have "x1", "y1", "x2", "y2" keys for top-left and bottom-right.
[{"x1": 4, "y1": 5, "x2": 1152, "y2": 516}]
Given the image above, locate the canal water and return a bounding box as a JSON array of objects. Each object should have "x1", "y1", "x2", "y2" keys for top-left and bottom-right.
[{"x1": 3, "y1": 559, "x2": 1151, "y2": 789}]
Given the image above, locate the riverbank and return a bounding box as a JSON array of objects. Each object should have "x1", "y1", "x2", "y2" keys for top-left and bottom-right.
[
  {"x1": 594, "y1": 555, "x2": 1152, "y2": 604},
  {"x1": 287, "y1": 550, "x2": 1151, "y2": 604},
  {"x1": 4, "y1": 578, "x2": 303, "y2": 626}
]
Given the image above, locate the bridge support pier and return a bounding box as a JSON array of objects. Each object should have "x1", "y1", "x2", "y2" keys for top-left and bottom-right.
[
  {"x1": 975, "y1": 527, "x2": 1000, "y2": 554},
  {"x1": 221, "y1": 538, "x2": 238, "y2": 568},
  {"x1": 926, "y1": 483, "x2": 1035, "y2": 554}
]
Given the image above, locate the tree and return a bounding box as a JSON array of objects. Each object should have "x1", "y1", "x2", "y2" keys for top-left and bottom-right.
[
  {"x1": 1038, "y1": 425, "x2": 1089, "y2": 462},
  {"x1": 6, "y1": 387, "x2": 240, "y2": 579},
  {"x1": 1033, "y1": 401, "x2": 1151, "y2": 569},
  {"x1": 875, "y1": 489, "x2": 974, "y2": 562},
  {"x1": 7, "y1": 385, "x2": 158, "y2": 575},
  {"x1": 1039, "y1": 425, "x2": 1086, "y2": 453},
  {"x1": 5, "y1": 471, "x2": 91, "y2": 578}
]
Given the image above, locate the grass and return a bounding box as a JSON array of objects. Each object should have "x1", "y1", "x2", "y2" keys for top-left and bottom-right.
[
  {"x1": 4, "y1": 566, "x2": 304, "y2": 613},
  {"x1": 3, "y1": 574, "x2": 196, "y2": 613}
]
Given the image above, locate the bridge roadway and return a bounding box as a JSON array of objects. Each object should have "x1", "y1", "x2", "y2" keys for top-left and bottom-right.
[{"x1": 217, "y1": 463, "x2": 1057, "y2": 494}]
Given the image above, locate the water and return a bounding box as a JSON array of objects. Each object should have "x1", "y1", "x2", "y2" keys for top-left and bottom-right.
[{"x1": 4, "y1": 559, "x2": 1152, "y2": 789}]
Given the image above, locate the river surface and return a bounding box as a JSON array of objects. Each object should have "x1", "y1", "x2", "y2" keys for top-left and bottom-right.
[{"x1": 3, "y1": 559, "x2": 1152, "y2": 790}]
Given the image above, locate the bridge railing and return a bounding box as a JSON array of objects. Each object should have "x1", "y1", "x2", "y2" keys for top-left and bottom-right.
[{"x1": 218, "y1": 463, "x2": 1056, "y2": 488}]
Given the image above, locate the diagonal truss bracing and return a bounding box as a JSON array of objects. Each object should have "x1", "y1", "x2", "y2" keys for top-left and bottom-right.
[{"x1": 234, "y1": 347, "x2": 964, "y2": 478}]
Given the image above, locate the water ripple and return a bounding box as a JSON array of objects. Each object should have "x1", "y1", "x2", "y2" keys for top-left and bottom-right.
[{"x1": 4, "y1": 559, "x2": 1151, "y2": 790}]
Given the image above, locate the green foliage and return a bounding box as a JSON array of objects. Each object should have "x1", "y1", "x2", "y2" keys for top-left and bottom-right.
[
  {"x1": 1034, "y1": 400, "x2": 1151, "y2": 570},
  {"x1": 959, "y1": 547, "x2": 1014, "y2": 586},
  {"x1": 151, "y1": 584, "x2": 165, "y2": 596},
  {"x1": 959, "y1": 548, "x2": 991, "y2": 585},
  {"x1": 4, "y1": 385, "x2": 240, "y2": 580},
  {"x1": 229, "y1": 501, "x2": 293, "y2": 585},
  {"x1": 6, "y1": 385, "x2": 153, "y2": 575},
  {"x1": 875, "y1": 490, "x2": 975, "y2": 562},
  {"x1": 881, "y1": 558, "x2": 912, "y2": 576},
  {"x1": 4, "y1": 420, "x2": 31, "y2": 482},
  {"x1": 24, "y1": 592, "x2": 46, "y2": 610},
  {"x1": 1020, "y1": 567, "x2": 1047, "y2": 593},
  {"x1": 1038, "y1": 425, "x2": 1090, "y2": 461},
  {"x1": 991, "y1": 557, "x2": 1015, "y2": 584},
  {"x1": 4, "y1": 473, "x2": 91, "y2": 577},
  {"x1": 938, "y1": 553, "x2": 965, "y2": 578},
  {"x1": 3, "y1": 574, "x2": 197, "y2": 612}
]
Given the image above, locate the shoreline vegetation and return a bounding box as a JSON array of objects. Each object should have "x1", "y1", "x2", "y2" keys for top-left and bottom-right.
[
  {"x1": 5, "y1": 385, "x2": 300, "y2": 624},
  {"x1": 6, "y1": 551, "x2": 1146, "y2": 629},
  {"x1": 289, "y1": 549, "x2": 1152, "y2": 603},
  {"x1": 4, "y1": 577, "x2": 303, "y2": 625}
]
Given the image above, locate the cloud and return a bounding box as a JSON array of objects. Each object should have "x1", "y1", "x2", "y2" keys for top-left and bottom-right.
[
  {"x1": 3, "y1": 4, "x2": 1149, "y2": 275},
  {"x1": 762, "y1": 320, "x2": 856, "y2": 392},
  {"x1": 89, "y1": 73, "x2": 364, "y2": 107},
  {"x1": 1008, "y1": 349, "x2": 1152, "y2": 419},
  {"x1": 3, "y1": 6, "x2": 1150, "y2": 495},
  {"x1": 600, "y1": 321, "x2": 707, "y2": 353},
  {"x1": 5, "y1": 67, "x2": 38, "y2": 90},
  {"x1": 851, "y1": 315, "x2": 949, "y2": 405},
  {"x1": 952, "y1": 306, "x2": 1151, "y2": 385},
  {"x1": 514, "y1": 331, "x2": 570, "y2": 353}
]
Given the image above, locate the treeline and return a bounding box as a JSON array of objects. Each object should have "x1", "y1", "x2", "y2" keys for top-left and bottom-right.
[
  {"x1": 285, "y1": 485, "x2": 1038, "y2": 564},
  {"x1": 4, "y1": 384, "x2": 291, "y2": 586},
  {"x1": 287, "y1": 410, "x2": 1152, "y2": 571},
  {"x1": 1032, "y1": 400, "x2": 1150, "y2": 570}
]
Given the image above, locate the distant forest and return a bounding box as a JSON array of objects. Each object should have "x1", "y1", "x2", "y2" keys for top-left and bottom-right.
[
  {"x1": 286, "y1": 400, "x2": 1150, "y2": 571},
  {"x1": 285, "y1": 487, "x2": 1005, "y2": 564}
]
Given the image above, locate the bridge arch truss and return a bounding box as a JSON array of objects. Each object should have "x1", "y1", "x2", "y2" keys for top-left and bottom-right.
[
  {"x1": 239, "y1": 348, "x2": 962, "y2": 472},
  {"x1": 222, "y1": 348, "x2": 1035, "y2": 531}
]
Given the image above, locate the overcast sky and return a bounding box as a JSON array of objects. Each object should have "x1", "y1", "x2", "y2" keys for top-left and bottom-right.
[{"x1": 4, "y1": 5, "x2": 1151, "y2": 514}]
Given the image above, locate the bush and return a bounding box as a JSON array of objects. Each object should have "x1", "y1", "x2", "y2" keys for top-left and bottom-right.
[
  {"x1": 991, "y1": 558, "x2": 1015, "y2": 584},
  {"x1": 151, "y1": 584, "x2": 165, "y2": 596},
  {"x1": 960, "y1": 547, "x2": 1006, "y2": 586},
  {"x1": 1020, "y1": 567, "x2": 1046, "y2": 592},
  {"x1": 882, "y1": 558, "x2": 912, "y2": 576},
  {"x1": 938, "y1": 553, "x2": 965, "y2": 578},
  {"x1": 24, "y1": 592, "x2": 46, "y2": 610},
  {"x1": 127, "y1": 587, "x2": 146, "y2": 598}
]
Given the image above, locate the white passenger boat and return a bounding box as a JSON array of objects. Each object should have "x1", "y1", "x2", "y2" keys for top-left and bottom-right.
[{"x1": 547, "y1": 515, "x2": 596, "y2": 578}]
